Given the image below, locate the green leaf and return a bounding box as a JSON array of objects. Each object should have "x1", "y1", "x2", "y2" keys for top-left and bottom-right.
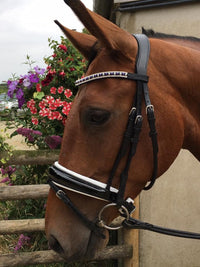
[
  {"x1": 33, "y1": 92, "x2": 45, "y2": 100},
  {"x1": 10, "y1": 130, "x2": 18, "y2": 138}
]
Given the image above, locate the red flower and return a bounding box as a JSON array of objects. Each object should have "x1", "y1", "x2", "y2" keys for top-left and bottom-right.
[
  {"x1": 27, "y1": 99, "x2": 35, "y2": 108},
  {"x1": 52, "y1": 53, "x2": 57, "y2": 58},
  {"x1": 30, "y1": 107, "x2": 37, "y2": 114},
  {"x1": 41, "y1": 73, "x2": 53, "y2": 87},
  {"x1": 46, "y1": 96, "x2": 54, "y2": 104},
  {"x1": 64, "y1": 89, "x2": 72, "y2": 98},
  {"x1": 36, "y1": 83, "x2": 41, "y2": 92},
  {"x1": 32, "y1": 117, "x2": 39, "y2": 125},
  {"x1": 70, "y1": 67, "x2": 75, "y2": 71},
  {"x1": 39, "y1": 108, "x2": 50, "y2": 117},
  {"x1": 39, "y1": 99, "x2": 47, "y2": 109},
  {"x1": 50, "y1": 87, "x2": 57, "y2": 94},
  {"x1": 58, "y1": 86, "x2": 64, "y2": 94},
  {"x1": 54, "y1": 99, "x2": 63, "y2": 108},
  {"x1": 62, "y1": 102, "x2": 72, "y2": 116},
  {"x1": 58, "y1": 44, "x2": 67, "y2": 52}
]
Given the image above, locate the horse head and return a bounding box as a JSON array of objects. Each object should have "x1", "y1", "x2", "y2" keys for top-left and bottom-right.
[{"x1": 45, "y1": 0, "x2": 200, "y2": 262}]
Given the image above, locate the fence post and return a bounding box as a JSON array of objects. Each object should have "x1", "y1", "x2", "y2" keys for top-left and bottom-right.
[{"x1": 123, "y1": 196, "x2": 140, "y2": 267}]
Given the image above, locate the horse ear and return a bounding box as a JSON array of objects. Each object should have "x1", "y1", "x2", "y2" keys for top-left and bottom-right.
[
  {"x1": 63, "y1": 0, "x2": 137, "y2": 59},
  {"x1": 54, "y1": 20, "x2": 97, "y2": 60}
]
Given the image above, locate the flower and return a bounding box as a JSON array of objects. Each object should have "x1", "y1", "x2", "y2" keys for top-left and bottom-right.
[
  {"x1": 45, "y1": 135, "x2": 62, "y2": 149},
  {"x1": 29, "y1": 73, "x2": 39, "y2": 83},
  {"x1": 34, "y1": 66, "x2": 45, "y2": 75},
  {"x1": 41, "y1": 73, "x2": 54, "y2": 87},
  {"x1": 32, "y1": 117, "x2": 39, "y2": 125},
  {"x1": 62, "y1": 102, "x2": 72, "y2": 116},
  {"x1": 17, "y1": 128, "x2": 42, "y2": 142},
  {"x1": 23, "y1": 77, "x2": 31, "y2": 87},
  {"x1": 0, "y1": 177, "x2": 10, "y2": 183},
  {"x1": 7, "y1": 80, "x2": 19, "y2": 98},
  {"x1": 64, "y1": 89, "x2": 72, "y2": 98},
  {"x1": 50, "y1": 87, "x2": 57, "y2": 94},
  {"x1": 57, "y1": 86, "x2": 64, "y2": 94},
  {"x1": 58, "y1": 44, "x2": 67, "y2": 52},
  {"x1": 36, "y1": 83, "x2": 41, "y2": 92},
  {"x1": 59, "y1": 70, "x2": 65, "y2": 77},
  {"x1": 14, "y1": 234, "x2": 30, "y2": 252}
]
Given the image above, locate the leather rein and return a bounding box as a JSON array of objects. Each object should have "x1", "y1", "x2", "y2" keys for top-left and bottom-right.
[{"x1": 48, "y1": 34, "x2": 200, "y2": 240}]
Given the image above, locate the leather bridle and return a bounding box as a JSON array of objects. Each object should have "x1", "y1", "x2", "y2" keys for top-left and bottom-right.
[{"x1": 48, "y1": 34, "x2": 200, "y2": 240}]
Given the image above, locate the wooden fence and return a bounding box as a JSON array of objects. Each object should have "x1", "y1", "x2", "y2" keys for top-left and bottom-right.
[{"x1": 0, "y1": 150, "x2": 139, "y2": 267}]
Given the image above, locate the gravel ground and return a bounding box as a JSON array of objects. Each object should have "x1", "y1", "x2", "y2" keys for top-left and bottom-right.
[{"x1": 0, "y1": 121, "x2": 34, "y2": 150}]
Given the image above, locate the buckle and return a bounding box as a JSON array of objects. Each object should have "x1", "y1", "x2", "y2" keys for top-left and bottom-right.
[
  {"x1": 146, "y1": 104, "x2": 154, "y2": 114},
  {"x1": 56, "y1": 189, "x2": 65, "y2": 200}
]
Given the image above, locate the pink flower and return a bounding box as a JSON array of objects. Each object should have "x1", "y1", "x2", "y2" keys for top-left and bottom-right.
[
  {"x1": 59, "y1": 71, "x2": 65, "y2": 77},
  {"x1": 58, "y1": 44, "x2": 67, "y2": 52},
  {"x1": 32, "y1": 117, "x2": 39, "y2": 125},
  {"x1": 64, "y1": 89, "x2": 72, "y2": 98},
  {"x1": 50, "y1": 87, "x2": 57, "y2": 94},
  {"x1": 48, "y1": 69, "x2": 56, "y2": 75},
  {"x1": 58, "y1": 86, "x2": 64, "y2": 94}
]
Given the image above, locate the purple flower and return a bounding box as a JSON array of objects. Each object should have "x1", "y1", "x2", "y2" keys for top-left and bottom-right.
[
  {"x1": 29, "y1": 73, "x2": 39, "y2": 83},
  {"x1": 0, "y1": 167, "x2": 6, "y2": 176},
  {"x1": 7, "y1": 80, "x2": 19, "y2": 98},
  {"x1": 0, "y1": 177, "x2": 10, "y2": 183},
  {"x1": 45, "y1": 135, "x2": 62, "y2": 149},
  {"x1": 16, "y1": 128, "x2": 42, "y2": 142},
  {"x1": 16, "y1": 88, "x2": 25, "y2": 108},
  {"x1": 23, "y1": 77, "x2": 31, "y2": 87},
  {"x1": 0, "y1": 166, "x2": 16, "y2": 177},
  {"x1": 18, "y1": 95, "x2": 25, "y2": 108},
  {"x1": 34, "y1": 66, "x2": 45, "y2": 75},
  {"x1": 14, "y1": 234, "x2": 30, "y2": 252}
]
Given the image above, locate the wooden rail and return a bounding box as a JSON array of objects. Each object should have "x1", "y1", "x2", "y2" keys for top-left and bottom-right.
[
  {"x1": 0, "y1": 184, "x2": 49, "y2": 200},
  {"x1": 0, "y1": 150, "x2": 59, "y2": 165},
  {"x1": 0, "y1": 245, "x2": 133, "y2": 267},
  {"x1": 0, "y1": 219, "x2": 45, "y2": 234}
]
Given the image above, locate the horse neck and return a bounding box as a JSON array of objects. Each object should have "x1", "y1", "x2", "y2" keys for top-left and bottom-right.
[{"x1": 151, "y1": 39, "x2": 200, "y2": 160}]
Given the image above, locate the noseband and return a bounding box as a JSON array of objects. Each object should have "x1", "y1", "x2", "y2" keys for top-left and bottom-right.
[{"x1": 48, "y1": 34, "x2": 200, "y2": 240}]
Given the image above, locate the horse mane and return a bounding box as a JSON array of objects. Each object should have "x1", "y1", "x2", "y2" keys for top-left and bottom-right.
[{"x1": 142, "y1": 28, "x2": 200, "y2": 42}]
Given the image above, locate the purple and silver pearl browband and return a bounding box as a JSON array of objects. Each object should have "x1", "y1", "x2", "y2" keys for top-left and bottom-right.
[{"x1": 75, "y1": 71, "x2": 148, "y2": 87}]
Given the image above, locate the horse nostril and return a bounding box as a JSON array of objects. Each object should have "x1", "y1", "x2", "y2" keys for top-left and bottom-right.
[{"x1": 49, "y1": 235, "x2": 64, "y2": 254}]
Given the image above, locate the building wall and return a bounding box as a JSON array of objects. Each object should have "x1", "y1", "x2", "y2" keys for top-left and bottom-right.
[
  {"x1": 115, "y1": 2, "x2": 200, "y2": 266},
  {"x1": 116, "y1": 2, "x2": 200, "y2": 37}
]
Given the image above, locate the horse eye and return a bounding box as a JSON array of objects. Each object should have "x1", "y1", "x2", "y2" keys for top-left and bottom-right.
[{"x1": 86, "y1": 108, "x2": 111, "y2": 126}]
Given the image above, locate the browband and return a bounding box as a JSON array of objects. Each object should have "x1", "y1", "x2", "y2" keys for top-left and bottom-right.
[{"x1": 75, "y1": 71, "x2": 148, "y2": 87}]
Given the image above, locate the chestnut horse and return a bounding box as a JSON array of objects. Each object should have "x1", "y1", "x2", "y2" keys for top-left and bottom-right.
[{"x1": 45, "y1": 0, "x2": 200, "y2": 262}]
